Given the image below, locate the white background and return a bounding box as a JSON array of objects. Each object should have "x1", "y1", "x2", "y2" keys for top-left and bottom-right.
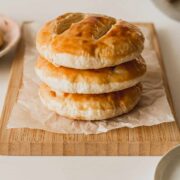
[{"x1": 0, "y1": 0, "x2": 180, "y2": 179}]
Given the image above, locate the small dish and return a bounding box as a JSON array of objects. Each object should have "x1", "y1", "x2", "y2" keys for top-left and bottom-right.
[
  {"x1": 152, "y1": 0, "x2": 180, "y2": 21},
  {"x1": 0, "y1": 15, "x2": 21, "y2": 58},
  {"x1": 155, "y1": 144, "x2": 180, "y2": 180}
]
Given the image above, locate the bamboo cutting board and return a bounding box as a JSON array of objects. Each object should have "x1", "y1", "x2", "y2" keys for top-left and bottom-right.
[{"x1": 0, "y1": 23, "x2": 179, "y2": 156}]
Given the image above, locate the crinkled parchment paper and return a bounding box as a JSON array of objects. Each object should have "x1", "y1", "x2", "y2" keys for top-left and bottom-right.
[{"x1": 7, "y1": 22, "x2": 175, "y2": 134}]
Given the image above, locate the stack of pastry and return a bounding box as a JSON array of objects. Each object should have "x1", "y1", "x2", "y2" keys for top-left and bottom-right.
[{"x1": 35, "y1": 13, "x2": 146, "y2": 121}]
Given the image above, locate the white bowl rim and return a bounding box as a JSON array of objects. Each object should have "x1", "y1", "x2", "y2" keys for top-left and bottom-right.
[{"x1": 154, "y1": 144, "x2": 180, "y2": 180}]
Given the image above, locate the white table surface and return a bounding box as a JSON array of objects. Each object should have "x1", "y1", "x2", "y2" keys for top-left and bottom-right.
[{"x1": 0, "y1": 0, "x2": 180, "y2": 179}]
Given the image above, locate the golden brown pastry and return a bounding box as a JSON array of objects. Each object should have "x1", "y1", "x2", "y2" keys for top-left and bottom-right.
[
  {"x1": 39, "y1": 83, "x2": 142, "y2": 120},
  {"x1": 35, "y1": 56, "x2": 146, "y2": 94},
  {"x1": 36, "y1": 12, "x2": 144, "y2": 69}
]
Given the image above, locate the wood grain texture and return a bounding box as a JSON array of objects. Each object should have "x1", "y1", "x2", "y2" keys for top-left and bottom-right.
[{"x1": 0, "y1": 23, "x2": 179, "y2": 156}]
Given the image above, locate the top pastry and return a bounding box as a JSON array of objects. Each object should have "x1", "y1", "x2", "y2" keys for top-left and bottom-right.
[{"x1": 36, "y1": 12, "x2": 144, "y2": 69}]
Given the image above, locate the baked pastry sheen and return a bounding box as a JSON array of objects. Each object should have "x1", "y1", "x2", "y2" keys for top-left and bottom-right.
[
  {"x1": 36, "y1": 56, "x2": 146, "y2": 94},
  {"x1": 36, "y1": 12, "x2": 144, "y2": 69},
  {"x1": 39, "y1": 83, "x2": 142, "y2": 120}
]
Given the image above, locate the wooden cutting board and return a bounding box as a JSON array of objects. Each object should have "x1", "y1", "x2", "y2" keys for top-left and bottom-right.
[{"x1": 0, "y1": 23, "x2": 179, "y2": 156}]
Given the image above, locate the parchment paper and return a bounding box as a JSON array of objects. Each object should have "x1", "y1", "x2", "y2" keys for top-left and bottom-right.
[{"x1": 7, "y1": 22, "x2": 175, "y2": 134}]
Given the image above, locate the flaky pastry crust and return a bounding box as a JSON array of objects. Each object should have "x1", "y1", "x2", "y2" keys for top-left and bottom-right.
[
  {"x1": 39, "y1": 83, "x2": 142, "y2": 120},
  {"x1": 36, "y1": 56, "x2": 146, "y2": 94},
  {"x1": 36, "y1": 12, "x2": 144, "y2": 69}
]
